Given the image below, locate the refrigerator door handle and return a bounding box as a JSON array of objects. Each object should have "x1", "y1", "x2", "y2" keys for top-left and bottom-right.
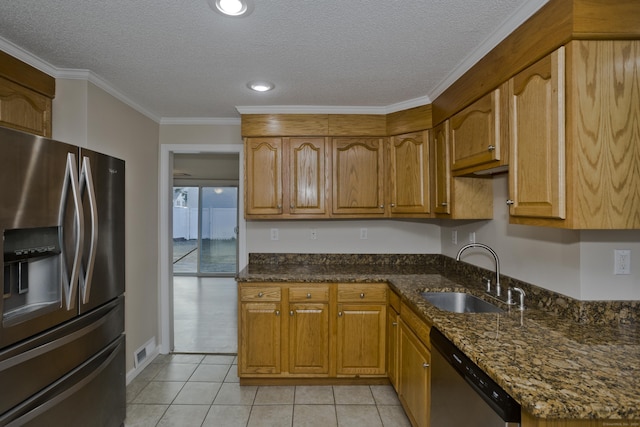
[
  {"x1": 58, "y1": 153, "x2": 83, "y2": 311},
  {"x1": 79, "y1": 156, "x2": 98, "y2": 304}
]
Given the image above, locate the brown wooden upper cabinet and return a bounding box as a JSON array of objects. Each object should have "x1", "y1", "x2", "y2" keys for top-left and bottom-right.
[
  {"x1": 431, "y1": 122, "x2": 451, "y2": 215},
  {"x1": 388, "y1": 131, "x2": 431, "y2": 216},
  {"x1": 0, "y1": 51, "x2": 55, "y2": 137},
  {"x1": 432, "y1": 120, "x2": 493, "y2": 220},
  {"x1": 508, "y1": 47, "x2": 565, "y2": 221},
  {"x1": 332, "y1": 137, "x2": 386, "y2": 216},
  {"x1": 449, "y1": 88, "x2": 504, "y2": 175},
  {"x1": 245, "y1": 137, "x2": 330, "y2": 218},
  {"x1": 508, "y1": 40, "x2": 640, "y2": 229}
]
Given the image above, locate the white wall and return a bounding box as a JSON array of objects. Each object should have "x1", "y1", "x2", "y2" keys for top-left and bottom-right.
[
  {"x1": 440, "y1": 174, "x2": 640, "y2": 301},
  {"x1": 53, "y1": 79, "x2": 160, "y2": 374},
  {"x1": 248, "y1": 219, "x2": 441, "y2": 254}
]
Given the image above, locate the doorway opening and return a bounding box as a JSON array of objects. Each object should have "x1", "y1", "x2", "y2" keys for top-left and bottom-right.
[{"x1": 160, "y1": 147, "x2": 244, "y2": 355}]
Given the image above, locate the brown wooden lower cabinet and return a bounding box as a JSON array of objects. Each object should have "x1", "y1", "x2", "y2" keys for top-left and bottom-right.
[
  {"x1": 398, "y1": 319, "x2": 431, "y2": 427},
  {"x1": 238, "y1": 282, "x2": 387, "y2": 380}
]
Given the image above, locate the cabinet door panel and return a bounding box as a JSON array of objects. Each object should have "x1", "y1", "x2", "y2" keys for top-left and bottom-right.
[
  {"x1": 336, "y1": 304, "x2": 386, "y2": 375},
  {"x1": 245, "y1": 138, "x2": 283, "y2": 215},
  {"x1": 509, "y1": 48, "x2": 565, "y2": 219},
  {"x1": 399, "y1": 322, "x2": 430, "y2": 427},
  {"x1": 288, "y1": 137, "x2": 328, "y2": 215},
  {"x1": 289, "y1": 303, "x2": 329, "y2": 374},
  {"x1": 390, "y1": 131, "x2": 430, "y2": 214},
  {"x1": 450, "y1": 90, "x2": 500, "y2": 172},
  {"x1": 432, "y1": 122, "x2": 451, "y2": 215},
  {"x1": 0, "y1": 76, "x2": 51, "y2": 137},
  {"x1": 332, "y1": 138, "x2": 386, "y2": 215},
  {"x1": 239, "y1": 302, "x2": 281, "y2": 374}
]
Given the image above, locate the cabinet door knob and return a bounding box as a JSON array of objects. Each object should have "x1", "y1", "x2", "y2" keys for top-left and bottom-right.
[
  {"x1": 360, "y1": 293, "x2": 365, "y2": 299},
  {"x1": 290, "y1": 310, "x2": 294, "y2": 316},
  {"x1": 275, "y1": 310, "x2": 280, "y2": 316},
  {"x1": 307, "y1": 293, "x2": 312, "y2": 299},
  {"x1": 379, "y1": 205, "x2": 384, "y2": 209},
  {"x1": 441, "y1": 202, "x2": 448, "y2": 207},
  {"x1": 506, "y1": 199, "x2": 515, "y2": 205},
  {"x1": 423, "y1": 362, "x2": 430, "y2": 368},
  {"x1": 392, "y1": 322, "x2": 398, "y2": 326},
  {"x1": 338, "y1": 311, "x2": 343, "y2": 317},
  {"x1": 390, "y1": 203, "x2": 396, "y2": 207},
  {"x1": 488, "y1": 145, "x2": 496, "y2": 152},
  {"x1": 290, "y1": 204, "x2": 294, "y2": 209},
  {"x1": 258, "y1": 292, "x2": 264, "y2": 297}
]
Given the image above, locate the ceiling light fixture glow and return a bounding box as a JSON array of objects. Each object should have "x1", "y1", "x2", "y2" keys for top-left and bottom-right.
[
  {"x1": 212, "y1": 0, "x2": 250, "y2": 17},
  {"x1": 248, "y1": 81, "x2": 275, "y2": 92}
]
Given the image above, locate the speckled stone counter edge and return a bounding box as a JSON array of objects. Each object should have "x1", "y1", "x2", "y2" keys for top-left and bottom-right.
[{"x1": 244, "y1": 253, "x2": 639, "y2": 326}]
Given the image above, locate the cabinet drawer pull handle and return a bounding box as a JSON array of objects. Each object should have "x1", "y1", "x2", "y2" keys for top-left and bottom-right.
[
  {"x1": 258, "y1": 292, "x2": 264, "y2": 297},
  {"x1": 488, "y1": 145, "x2": 496, "y2": 152},
  {"x1": 306, "y1": 293, "x2": 312, "y2": 299},
  {"x1": 392, "y1": 322, "x2": 398, "y2": 326},
  {"x1": 360, "y1": 293, "x2": 365, "y2": 299},
  {"x1": 506, "y1": 199, "x2": 515, "y2": 205},
  {"x1": 423, "y1": 362, "x2": 430, "y2": 368},
  {"x1": 275, "y1": 310, "x2": 280, "y2": 316},
  {"x1": 441, "y1": 202, "x2": 448, "y2": 207},
  {"x1": 290, "y1": 310, "x2": 294, "y2": 316}
]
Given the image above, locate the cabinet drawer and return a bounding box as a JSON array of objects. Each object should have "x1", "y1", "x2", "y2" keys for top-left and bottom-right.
[
  {"x1": 240, "y1": 286, "x2": 281, "y2": 302},
  {"x1": 289, "y1": 286, "x2": 329, "y2": 302},
  {"x1": 337, "y1": 284, "x2": 387, "y2": 302},
  {"x1": 401, "y1": 302, "x2": 431, "y2": 347}
]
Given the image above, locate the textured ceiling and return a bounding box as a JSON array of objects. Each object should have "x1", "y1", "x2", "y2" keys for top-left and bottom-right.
[{"x1": 0, "y1": 0, "x2": 548, "y2": 121}]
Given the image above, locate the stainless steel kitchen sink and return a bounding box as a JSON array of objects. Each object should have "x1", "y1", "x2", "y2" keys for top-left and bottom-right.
[{"x1": 420, "y1": 292, "x2": 503, "y2": 313}]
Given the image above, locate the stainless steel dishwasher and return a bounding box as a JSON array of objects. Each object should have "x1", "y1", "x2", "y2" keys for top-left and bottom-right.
[{"x1": 430, "y1": 328, "x2": 521, "y2": 427}]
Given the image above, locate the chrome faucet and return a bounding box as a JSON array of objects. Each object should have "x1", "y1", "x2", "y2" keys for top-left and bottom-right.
[
  {"x1": 456, "y1": 243, "x2": 502, "y2": 297},
  {"x1": 507, "y1": 287, "x2": 526, "y2": 311}
]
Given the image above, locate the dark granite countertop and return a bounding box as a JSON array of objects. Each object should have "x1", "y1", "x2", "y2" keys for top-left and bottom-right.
[{"x1": 237, "y1": 255, "x2": 640, "y2": 420}]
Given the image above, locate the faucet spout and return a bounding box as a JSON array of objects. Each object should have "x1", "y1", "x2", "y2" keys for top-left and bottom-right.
[{"x1": 456, "y1": 243, "x2": 501, "y2": 297}]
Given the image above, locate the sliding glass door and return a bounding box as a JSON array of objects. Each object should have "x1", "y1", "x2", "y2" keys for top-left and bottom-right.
[{"x1": 173, "y1": 185, "x2": 238, "y2": 275}]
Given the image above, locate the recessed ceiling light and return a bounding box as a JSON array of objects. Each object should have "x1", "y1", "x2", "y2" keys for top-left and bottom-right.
[
  {"x1": 247, "y1": 81, "x2": 275, "y2": 92},
  {"x1": 210, "y1": 0, "x2": 252, "y2": 17}
]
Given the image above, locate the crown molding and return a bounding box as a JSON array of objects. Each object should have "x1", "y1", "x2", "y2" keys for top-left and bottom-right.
[
  {"x1": 235, "y1": 105, "x2": 389, "y2": 115},
  {"x1": 427, "y1": 0, "x2": 549, "y2": 101},
  {"x1": 160, "y1": 117, "x2": 241, "y2": 125}
]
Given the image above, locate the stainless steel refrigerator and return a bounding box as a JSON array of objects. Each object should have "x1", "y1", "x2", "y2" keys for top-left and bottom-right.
[{"x1": 0, "y1": 126, "x2": 126, "y2": 426}]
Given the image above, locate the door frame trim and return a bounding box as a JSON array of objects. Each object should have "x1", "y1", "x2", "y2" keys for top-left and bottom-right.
[{"x1": 159, "y1": 143, "x2": 245, "y2": 354}]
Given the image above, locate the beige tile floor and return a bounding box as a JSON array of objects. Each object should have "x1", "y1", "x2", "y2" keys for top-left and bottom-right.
[{"x1": 125, "y1": 354, "x2": 412, "y2": 427}]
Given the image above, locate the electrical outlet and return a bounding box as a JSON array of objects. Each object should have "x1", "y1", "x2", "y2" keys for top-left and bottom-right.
[
  {"x1": 360, "y1": 228, "x2": 368, "y2": 240},
  {"x1": 469, "y1": 232, "x2": 476, "y2": 244},
  {"x1": 451, "y1": 230, "x2": 458, "y2": 245},
  {"x1": 270, "y1": 228, "x2": 279, "y2": 241},
  {"x1": 614, "y1": 249, "x2": 631, "y2": 275},
  {"x1": 310, "y1": 228, "x2": 317, "y2": 240}
]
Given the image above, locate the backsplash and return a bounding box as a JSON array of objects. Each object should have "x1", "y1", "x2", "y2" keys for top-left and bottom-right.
[{"x1": 247, "y1": 253, "x2": 639, "y2": 326}]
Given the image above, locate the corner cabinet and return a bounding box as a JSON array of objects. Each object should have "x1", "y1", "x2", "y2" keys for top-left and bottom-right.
[
  {"x1": 389, "y1": 131, "x2": 431, "y2": 216},
  {"x1": 332, "y1": 137, "x2": 387, "y2": 216},
  {"x1": 245, "y1": 137, "x2": 330, "y2": 219},
  {"x1": 508, "y1": 41, "x2": 640, "y2": 229},
  {"x1": 432, "y1": 121, "x2": 493, "y2": 219}
]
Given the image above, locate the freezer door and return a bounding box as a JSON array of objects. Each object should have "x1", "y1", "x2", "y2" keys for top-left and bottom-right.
[
  {"x1": 0, "y1": 295, "x2": 124, "y2": 417},
  {"x1": 0, "y1": 334, "x2": 125, "y2": 427},
  {"x1": 78, "y1": 149, "x2": 125, "y2": 313},
  {"x1": 0, "y1": 126, "x2": 80, "y2": 349}
]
